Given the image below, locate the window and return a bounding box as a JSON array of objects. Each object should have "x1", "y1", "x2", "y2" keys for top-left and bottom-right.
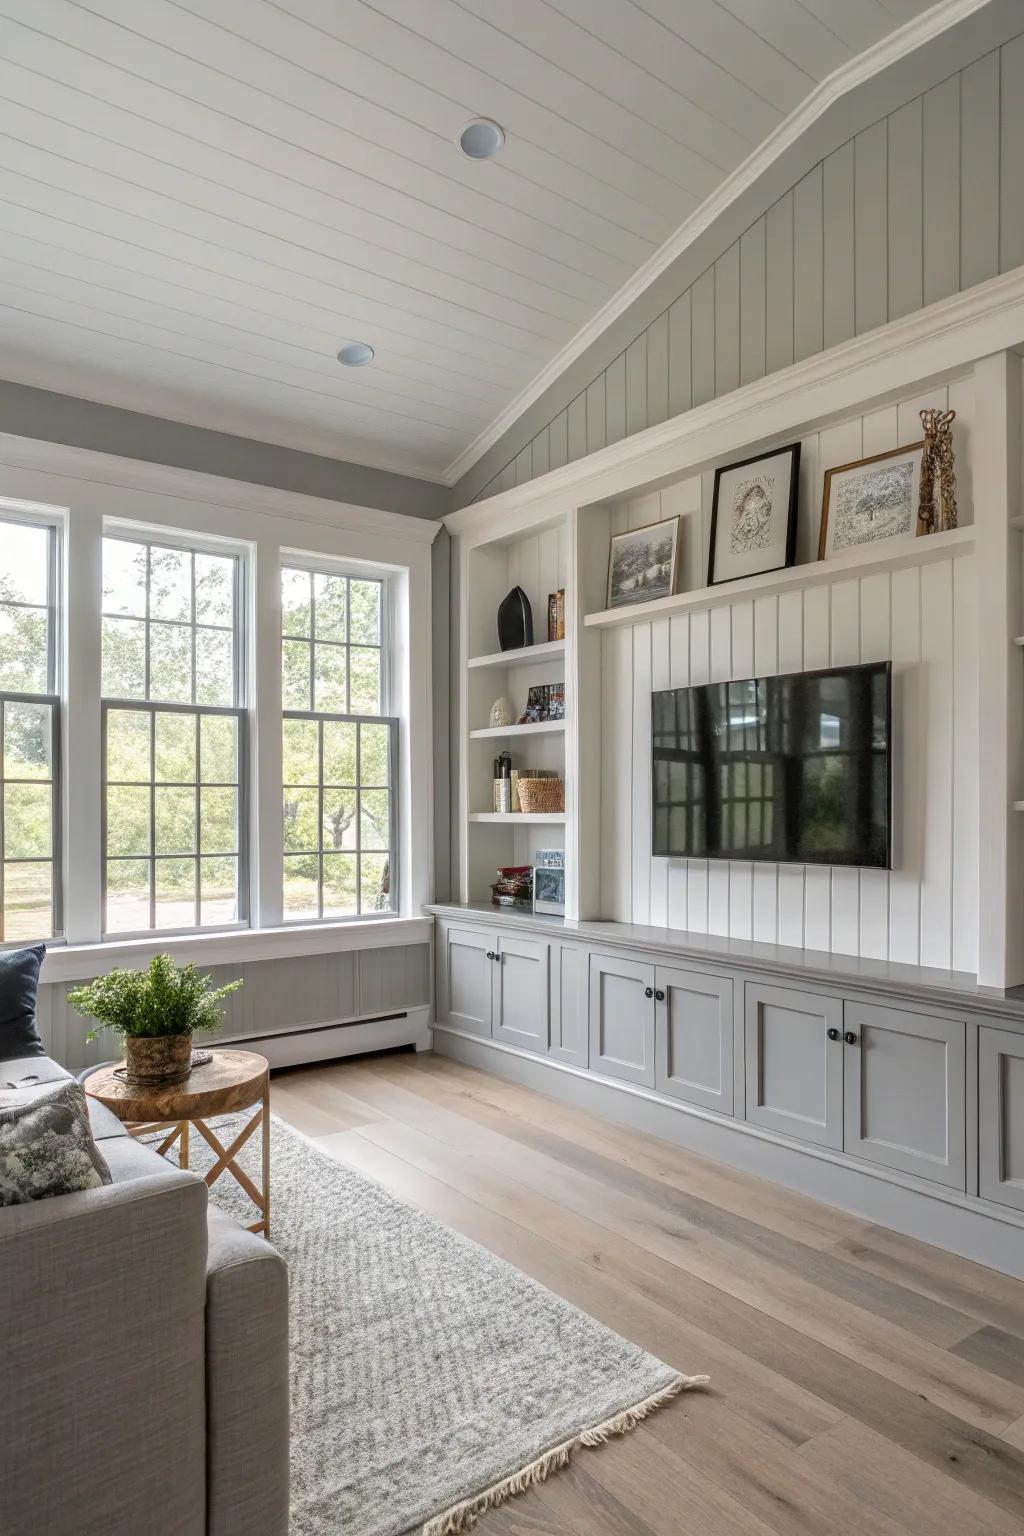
[
  {"x1": 101, "y1": 535, "x2": 246, "y2": 935},
  {"x1": 281, "y1": 566, "x2": 396, "y2": 920},
  {"x1": 0, "y1": 516, "x2": 60, "y2": 942}
]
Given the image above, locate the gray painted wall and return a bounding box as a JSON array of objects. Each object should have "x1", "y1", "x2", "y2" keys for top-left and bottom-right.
[
  {"x1": 456, "y1": 5, "x2": 1024, "y2": 507},
  {"x1": 0, "y1": 379, "x2": 450, "y2": 520}
]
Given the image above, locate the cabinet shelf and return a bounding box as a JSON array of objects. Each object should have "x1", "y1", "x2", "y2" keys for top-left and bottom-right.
[
  {"x1": 468, "y1": 639, "x2": 565, "y2": 671},
  {"x1": 583, "y1": 526, "x2": 974, "y2": 631},
  {"x1": 468, "y1": 812, "x2": 566, "y2": 824},
  {"x1": 469, "y1": 719, "x2": 566, "y2": 740}
]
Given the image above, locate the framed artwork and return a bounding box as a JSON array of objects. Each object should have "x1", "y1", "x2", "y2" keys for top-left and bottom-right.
[
  {"x1": 819, "y1": 441, "x2": 925, "y2": 560},
  {"x1": 606, "y1": 515, "x2": 681, "y2": 610},
  {"x1": 707, "y1": 443, "x2": 800, "y2": 586}
]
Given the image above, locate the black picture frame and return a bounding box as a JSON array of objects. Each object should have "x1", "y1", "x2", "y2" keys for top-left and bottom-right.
[{"x1": 706, "y1": 442, "x2": 801, "y2": 587}]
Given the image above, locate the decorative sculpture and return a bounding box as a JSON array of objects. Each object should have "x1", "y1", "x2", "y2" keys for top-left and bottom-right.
[
  {"x1": 917, "y1": 408, "x2": 958, "y2": 535},
  {"x1": 489, "y1": 696, "x2": 513, "y2": 728}
]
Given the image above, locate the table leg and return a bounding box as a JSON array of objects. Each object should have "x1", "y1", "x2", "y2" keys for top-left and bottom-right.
[
  {"x1": 180, "y1": 1117, "x2": 190, "y2": 1170},
  {"x1": 262, "y1": 1082, "x2": 271, "y2": 1239}
]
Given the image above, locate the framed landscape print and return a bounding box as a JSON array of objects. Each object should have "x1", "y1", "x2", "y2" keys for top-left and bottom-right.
[
  {"x1": 819, "y1": 441, "x2": 925, "y2": 560},
  {"x1": 606, "y1": 515, "x2": 681, "y2": 610},
  {"x1": 707, "y1": 443, "x2": 800, "y2": 586}
]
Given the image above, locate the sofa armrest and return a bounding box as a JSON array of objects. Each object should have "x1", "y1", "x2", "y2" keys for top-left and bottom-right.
[
  {"x1": 205, "y1": 1205, "x2": 289, "y2": 1536},
  {"x1": 0, "y1": 1168, "x2": 209, "y2": 1536}
]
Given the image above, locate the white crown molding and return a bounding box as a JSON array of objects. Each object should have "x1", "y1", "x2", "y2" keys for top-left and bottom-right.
[
  {"x1": 0, "y1": 432, "x2": 442, "y2": 546},
  {"x1": 443, "y1": 265, "x2": 1024, "y2": 535},
  {"x1": 0, "y1": 354, "x2": 450, "y2": 486},
  {"x1": 440, "y1": 0, "x2": 993, "y2": 489}
]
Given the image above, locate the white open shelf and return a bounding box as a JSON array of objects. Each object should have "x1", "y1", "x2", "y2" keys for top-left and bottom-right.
[
  {"x1": 467, "y1": 639, "x2": 566, "y2": 670},
  {"x1": 469, "y1": 719, "x2": 566, "y2": 740},
  {"x1": 469, "y1": 812, "x2": 566, "y2": 824},
  {"x1": 583, "y1": 525, "x2": 974, "y2": 631}
]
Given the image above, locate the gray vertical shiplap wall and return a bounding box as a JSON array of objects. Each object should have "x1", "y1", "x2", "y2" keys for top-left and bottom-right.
[{"x1": 463, "y1": 33, "x2": 1024, "y2": 506}]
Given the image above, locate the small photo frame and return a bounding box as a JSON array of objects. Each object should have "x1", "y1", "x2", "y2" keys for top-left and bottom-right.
[
  {"x1": 819, "y1": 442, "x2": 925, "y2": 560},
  {"x1": 606, "y1": 515, "x2": 681, "y2": 610},
  {"x1": 707, "y1": 443, "x2": 800, "y2": 586}
]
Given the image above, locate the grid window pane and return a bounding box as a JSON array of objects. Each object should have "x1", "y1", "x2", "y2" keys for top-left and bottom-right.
[
  {"x1": 314, "y1": 573, "x2": 346, "y2": 640},
  {"x1": 4, "y1": 861, "x2": 52, "y2": 943},
  {"x1": 155, "y1": 858, "x2": 196, "y2": 930},
  {"x1": 360, "y1": 853, "x2": 390, "y2": 913},
  {"x1": 283, "y1": 718, "x2": 318, "y2": 785},
  {"x1": 102, "y1": 534, "x2": 245, "y2": 935},
  {"x1": 281, "y1": 568, "x2": 311, "y2": 636},
  {"x1": 4, "y1": 701, "x2": 52, "y2": 780},
  {"x1": 323, "y1": 852, "x2": 357, "y2": 917},
  {"x1": 283, "y1": 854, "x2": 318, "y2": 919},
  {"x1": 313, "y1": 644, "x2": 346, "y2": 712},
  {"x1": 5, "y1": 783, "x2": 51, "y2": 859},
  {"x1": 360, "y1": 789, "x2": 390, "y2": 850},
  {"x1": 282, "y1": 639, "x2": 311, "y2": 709},
  {"x1": 349, "y1": 647, "x2": 380, "y2": 714},
  {"x1": 323, "y1": 721, "x2": 356, "y2": 785},
  {"x1": 106, "y1": 859, "x2": 151, "y2": 933},
  {"x1": 359, "y1": 724, "x2": 389, "y2": 785},
  {"x1": 284, "y1": 787, "x2": 318, "y2": 853},
  {"x1": 323, "y1": 788, "x2": 357, "y2": 851},
  {"x1": 0, "y1": 607, "x2": 48, "y2": 694},
  {"x1": 349, "y1": 580, "x2": 380, "y2": 644}
]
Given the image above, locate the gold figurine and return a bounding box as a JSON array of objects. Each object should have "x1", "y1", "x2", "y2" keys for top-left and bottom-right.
[{"x1": 917, "y1": 407, "x2": 958, "y2": 535}]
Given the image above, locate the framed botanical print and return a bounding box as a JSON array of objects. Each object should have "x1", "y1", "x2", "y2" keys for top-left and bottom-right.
[
  {"x1": 707, "y1": 444, "x2": 800, "y2": 586},
  {"x1": 606, "y1": 515, "x2": 682, "y2": 610},
  {"x1": 819, "y1": 441, "x2": 925, "y2": 560}
]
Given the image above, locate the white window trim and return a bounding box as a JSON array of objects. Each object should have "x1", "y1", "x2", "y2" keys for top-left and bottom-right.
[{"x1": 0, "y1": 436, "x2": 437, "y2": 951}]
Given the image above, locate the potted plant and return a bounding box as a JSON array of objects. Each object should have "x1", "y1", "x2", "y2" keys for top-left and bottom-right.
[{"x1": 69, "y1": 954, "x2": 243, "y2": 1087}]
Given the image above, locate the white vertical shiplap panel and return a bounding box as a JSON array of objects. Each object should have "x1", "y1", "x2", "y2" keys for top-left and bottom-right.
[
  {"x1": 649, "y1": 617, "x2": 671, "y2": 928},
  {"x1": 919, "y1": 559, "x2": 954, "y2": 969},
  {"x1": 861, "y1": 403, "x2": 898, "y2": 457},
  {"x1": 687, "y1": 609, "x2": 711, "y2": 933},
  {"x1": 667, "y1": 613, "x2": 690, "y2": 930},
  {"x1": 859, "y1": 571, "x2": 892, "y2": 960},
  {"x1": 776, "y1": 590, "x2": 805, "y2": 947},
  {"x1": 753, "y1": 594, "x2": 779, "y2": 943},
  {"x1": 952, "y1": 556, "x2": 979, "y2": 974},
  {"x1": 729, "y1": 600, "x2": 755, "y2": 940},
  {"x1": 896, "y1": 384, "x2": 947, "y2": 448},
  {"x1": 628, "y1": 491, "x2": 661, "y2": 532},
  {"x1": 707, "y1": 606, "x2": 732, "y2": 936},
  {"x1": 795, "y1": 429, "x2": 821, "y2": 567},
  {"x1": 803, "y1": 583, "x2": 832, "y2": 953},
  {"x1": 631, "y1": 622, "x2": 653, "y2": 926},
  {"x1": 830, "y1": 579, "x2": 861, "y2": 956},
  {"x1": 537, "y1": 528, "x2": 560, "y2": 616},
  {"x1": 602, "y1": 627, "x2": 633, "y2": 921},
  {"x1": 888, "y1": 564, "x2": 922, "y2": 965}
]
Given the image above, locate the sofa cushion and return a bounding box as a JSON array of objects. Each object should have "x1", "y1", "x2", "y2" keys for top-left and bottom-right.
[
  {"x1": 0, "y1": 944, "x2": 46, "y2": 1061},
  {"x1": 101, "y1": 1131, "x2": 176, "y2": 1186},
  {"x1": 86, "y1": 1098, "x2": 130, "y2": 1141},
  {"x1": 0, "y1": 1055, "x2": 71, "y2": 1091},
  {"x1": 0, "y1": 1078, "x2": 112, "y2": 1205}
]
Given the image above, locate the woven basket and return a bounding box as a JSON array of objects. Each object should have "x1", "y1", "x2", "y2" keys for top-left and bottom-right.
[{"x1": 517, "y1": 776, "x2": 565, "y2": 814}]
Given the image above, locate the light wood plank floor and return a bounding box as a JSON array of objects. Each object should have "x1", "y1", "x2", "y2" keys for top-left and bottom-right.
[{"x1": 270, "y1": 1049, "x2": 1024, "y2": 1536}]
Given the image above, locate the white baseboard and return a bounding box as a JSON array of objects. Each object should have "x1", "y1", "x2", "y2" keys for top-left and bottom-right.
[
  {"x1": 243, "y1": 1008, "x2": 432, "y2": 1070},
  {"x1": 432, "y1": 1026, "x2": 1024, "y2": 1279}
]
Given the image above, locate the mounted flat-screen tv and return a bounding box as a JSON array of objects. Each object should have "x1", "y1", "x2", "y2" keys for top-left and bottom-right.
[{"x1": 652, "y1": 661, "x2": 892, "y2": 869}]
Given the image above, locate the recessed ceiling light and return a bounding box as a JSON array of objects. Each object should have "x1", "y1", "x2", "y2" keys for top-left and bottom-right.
[
  {"x1": 337, "y1": 341, "x2": 374, "y2": 367},
  {"x1": 458, "y1": 118, "x2": 505, "y2": 160}
]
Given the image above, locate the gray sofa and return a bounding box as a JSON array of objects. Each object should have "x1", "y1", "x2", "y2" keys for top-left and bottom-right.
[{"x1": 0, "y1": 1054, "x2": 290, "y2": 1536}]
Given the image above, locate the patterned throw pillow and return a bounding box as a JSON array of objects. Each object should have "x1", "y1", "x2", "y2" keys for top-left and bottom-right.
[{"x1": 0, "y1": 1079, "x2": 112, "y2": 1206}]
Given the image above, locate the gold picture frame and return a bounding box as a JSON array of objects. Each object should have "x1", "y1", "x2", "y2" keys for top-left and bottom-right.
[{"x1": 819, "y1": 441, "x2": 926, "y2": 561}]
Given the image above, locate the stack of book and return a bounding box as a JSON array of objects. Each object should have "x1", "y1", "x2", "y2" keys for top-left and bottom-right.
[{"x1": 490, "y1": 865, "x2": 533, "y2": 909}]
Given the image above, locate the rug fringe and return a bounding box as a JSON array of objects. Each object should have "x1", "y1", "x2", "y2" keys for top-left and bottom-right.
[{"x1": 421, "y1": 1372, "x2": 710, "y2": 1536}]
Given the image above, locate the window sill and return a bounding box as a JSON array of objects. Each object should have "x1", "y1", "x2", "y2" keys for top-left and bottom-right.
[{"x1": 39, "y1": 915, "x2": 433, "y2": 984}]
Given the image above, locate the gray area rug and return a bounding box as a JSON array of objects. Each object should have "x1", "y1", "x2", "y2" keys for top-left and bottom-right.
[{"x1": 159, "y1": 1109, "x2": 707, "y2": 1535}]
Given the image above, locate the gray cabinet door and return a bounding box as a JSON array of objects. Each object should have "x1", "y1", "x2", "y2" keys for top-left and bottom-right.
[
  {"x1": 744, "y1": 982, "x2": 843, "y2": 1148},
  {"x1": 550, "y1": 942, "x2": 589, "y2": 1067},
  {"x1": 444, "y1": 926, "x2": 494, "y2": 1038},
  {"x1": 589, "y1": 953, "x2": 656, "y2": 1088},
  {"x1": 493, "y1": 934, "x2": 550, "y2": 1053},
  {"x1": 654, "y1": 966, "x2": 734, "y2": 1115},
  {"x1": 843, "y1": 1001, "x2": 966, "y2": 1189},
  {"x1": 979, "y1": 1025, "x2": 1024, "y2": 1212}
]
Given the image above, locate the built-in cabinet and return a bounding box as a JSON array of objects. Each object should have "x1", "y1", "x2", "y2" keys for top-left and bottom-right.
[{"x1": 433, "y1": 910, "x2": 1024, "y2": 1273}]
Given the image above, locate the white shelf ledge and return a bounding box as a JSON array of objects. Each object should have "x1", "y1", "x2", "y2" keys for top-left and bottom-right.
[
  {"x1": 584, "y1": 526, "x2": 975, "y2": 631},
  {"x1": 470, "y1": 719, "x2": 566, "y2": 740},
  {"x1": 469, "y1": 812, "x2": 566, "y2": 824},
  {"x1": 468, "y1": 639, "x2": 566, "y2": 671}
]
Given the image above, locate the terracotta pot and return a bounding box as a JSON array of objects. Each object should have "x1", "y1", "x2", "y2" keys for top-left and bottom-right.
[{"x1": 123, "y1": 1032, "x2": 193, "y2": 1087}]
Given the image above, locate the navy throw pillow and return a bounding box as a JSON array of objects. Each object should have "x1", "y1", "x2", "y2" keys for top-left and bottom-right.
[{"x1": 0, "y1": 944, "x2": 46, "y2": 1061}]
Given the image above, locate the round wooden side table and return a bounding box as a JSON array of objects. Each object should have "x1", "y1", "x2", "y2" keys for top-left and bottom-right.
[{"x1": 85, "y1": 1048, "x2": 271, "y2": 1237}]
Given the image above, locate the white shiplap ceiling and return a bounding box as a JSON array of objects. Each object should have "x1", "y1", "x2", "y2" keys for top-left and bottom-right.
[{"x1": 0, "y1": 0, "x2": 955, "y2": 483}]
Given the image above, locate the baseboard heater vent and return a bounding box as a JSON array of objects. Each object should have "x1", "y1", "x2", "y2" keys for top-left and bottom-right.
[{"x1": 230, "y1": 1011, "x2": 407, "y2": 1046}]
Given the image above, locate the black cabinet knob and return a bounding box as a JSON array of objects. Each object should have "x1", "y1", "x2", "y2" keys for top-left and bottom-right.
[
  {"x1": 844, "y1": 1031, "x2": 858, "y2": 1045},
  {"x1": 644, "y1": 986, "x2": 654, "y2": 999},
  {"x1": 655, "y1": 989, "x2": 665, "y2": 1001},
  {"x1": 826, "y1": 1027, "x2": 840, "y2": 1041},
  {"x1": 485, "y1": 950, "x2": 496, "y2": 960}
]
